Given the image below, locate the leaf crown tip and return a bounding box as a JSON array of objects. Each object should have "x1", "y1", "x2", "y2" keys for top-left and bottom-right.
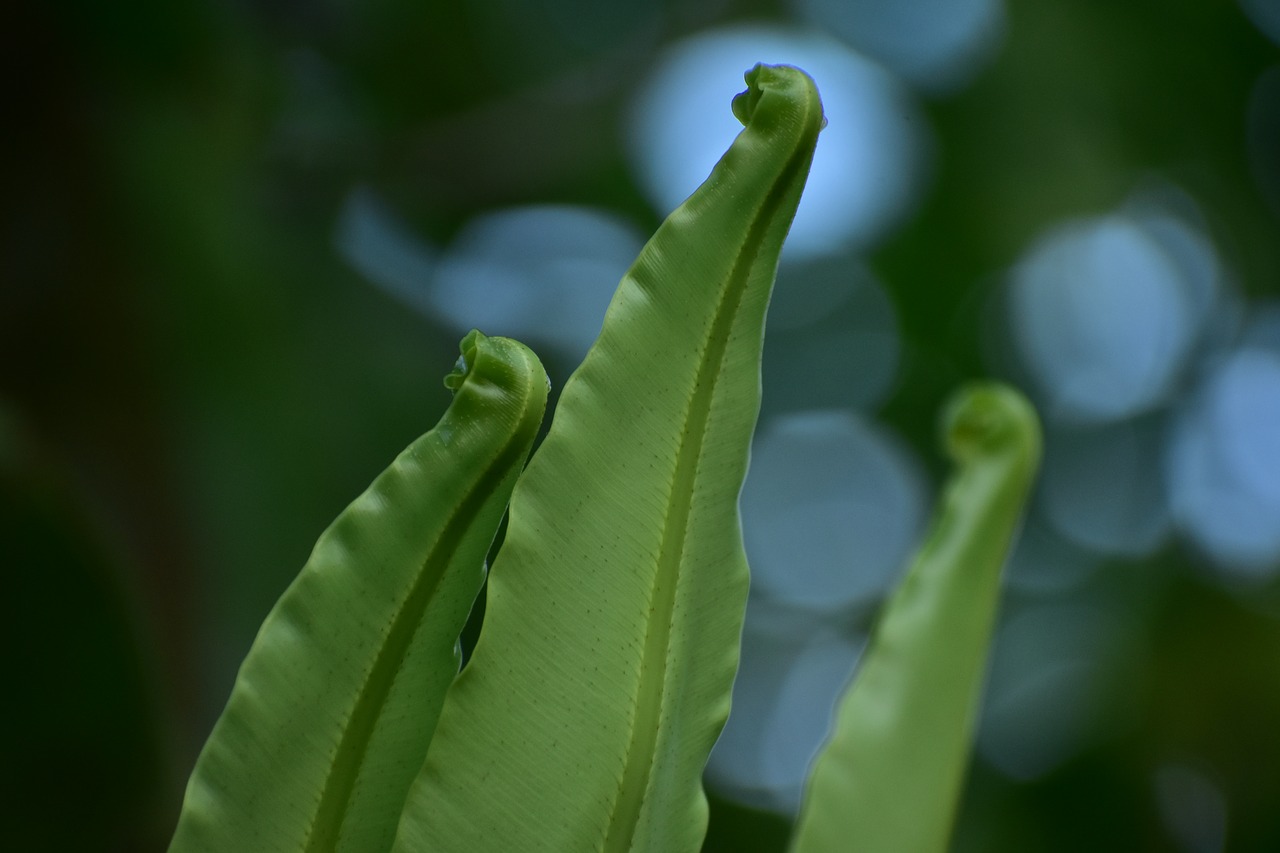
[
  {"x1": 941, "y1": 382, "x2": 1042, "y2": 464},
  {"x1": 731, "y1": 62, "x2": 826, "y2": 130},
  {"x1": 444, "y1": 329, "x2": 487, "y2": 392}
]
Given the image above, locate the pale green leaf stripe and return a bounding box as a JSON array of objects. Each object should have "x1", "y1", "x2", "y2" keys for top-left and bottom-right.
[
  {"x1": 791, "y1": 383, "x2": 1042, "y2": 853},
  {"x1": 392, "y1": 64, "x2": 824, "y2": 853},
  {"x1": 168, "y1": 331, "x2": 548, "y2": 853}
]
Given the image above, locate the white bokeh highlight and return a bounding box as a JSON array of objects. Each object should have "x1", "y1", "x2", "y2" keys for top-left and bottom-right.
[{"x1": 628, "y1": 26, "x2": 928, "y2": 259}]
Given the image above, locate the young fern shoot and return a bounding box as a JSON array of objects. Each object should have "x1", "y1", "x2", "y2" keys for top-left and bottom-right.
[
  {"x1": 792, "y1": 383, "x2": 1042, "y2": 853},
  {"x1": 168, "y1": 332, "x2": 548, "y2": 852}
]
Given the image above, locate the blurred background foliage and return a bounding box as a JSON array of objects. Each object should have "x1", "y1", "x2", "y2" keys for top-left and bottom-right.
[{"x1": 3, "y1": 0, "x2": 1279, "y2": 850}]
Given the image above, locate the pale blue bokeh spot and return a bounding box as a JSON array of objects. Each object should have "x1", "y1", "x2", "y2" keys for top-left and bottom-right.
[
  {"x1": 629, "y1": 26, "x2": 928, "y2": 259},
  {"x1": 793, "y1": 0, "x2": 1006, "y2": 92},
  {"x1": 336, "y1": 186, "x2": 439, "y2": 312},
  {"x1": 429, "y1": 205, "x2": 644, "y2": 362},
  {"x1": 741, "y1": 410, "x2": 927, "y2": 611},
  {"x1": 1010, "y1": 216, "x2": 1204, "y2": 423},
  {"x1": 1168, "y1": 348, "x2": 1280, "y2": 578},
  {"x1": 1240, "y1": 0, "x2": 1280, "y2": 45},
  {"x1": 707, "y1": 594, "x2": 864, "y2": 815}
]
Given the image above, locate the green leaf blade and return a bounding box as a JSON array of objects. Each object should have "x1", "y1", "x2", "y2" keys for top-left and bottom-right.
[
  {"x1": 792, "y1": 383, "x2": 1042, "y2": 853},
  {"x1": 393, "y1": 64, "x2": 824, "y2": 853},
  {"x1": 168, "y1": 331, "x2": 548, "y2": 853}
]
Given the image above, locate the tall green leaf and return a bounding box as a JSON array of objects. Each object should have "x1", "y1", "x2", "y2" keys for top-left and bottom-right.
[
  {"x1": 392, "y1": 64, "x2": 824, "y2": 853},
  {"x1": 169, "y1": 331, "x2": 548, "y2": 852},
  {"x1": 791, "y1": 383, "x2": 1042, "y2": 853}
]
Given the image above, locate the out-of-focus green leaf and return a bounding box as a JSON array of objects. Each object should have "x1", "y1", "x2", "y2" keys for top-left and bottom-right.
[
  {"x1": 391, "y1": 64, "x2": 824, "y2": 853},
  {"x1": 168, "y1": 331, "x2": 548, "y2": 852},
  {"x1": 792, "y1": 383, "x2": 1041, "y2": 853}
]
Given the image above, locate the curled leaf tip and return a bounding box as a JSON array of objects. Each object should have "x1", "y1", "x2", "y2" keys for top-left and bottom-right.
[
  {"x1": 942, "y1": 381, "x2": 1042, "y2": 465},
  {"x1": 731, "y1": 62, "x2": 826, "y2": 130},
  {"x1": 444, "y1": 329, "x2": 486, "y2": 392},
  {"x1": 730, "y1": 65, "x2": 765, "y2": 125}
]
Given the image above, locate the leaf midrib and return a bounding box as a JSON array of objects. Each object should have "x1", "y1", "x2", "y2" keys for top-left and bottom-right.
[{"x1": 599, "y1": 133, "x2": 816, "y2": 852}]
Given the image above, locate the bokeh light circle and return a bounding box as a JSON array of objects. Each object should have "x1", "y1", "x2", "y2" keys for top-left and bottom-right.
[
  {"x1": 428, "y1": 205, "x2": 644, "y2": 362},
  {"x1": 1008, "y1": 215, "x2": 1205, "y2": 423},
  {"x1": 707, "y1": 596, "x2": 864, "y2": 815},
  {"x1": 628, "y1": 26, "x2": 928, "y2": 259},
  {"x1": 792, "y1": 0, "x2": 1006, "y2": 92},
  {"x1": 741, "y1": 410, "x2": 927, "y2": 612},
  {"x1": 1168, "y1": 347, "x2": 1280, "y2": 578}
]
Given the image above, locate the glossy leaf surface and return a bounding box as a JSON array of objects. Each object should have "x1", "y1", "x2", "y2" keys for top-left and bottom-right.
[
  {"x1": 392, "y1": 64, "x2": 824, "y2": 853},
  {"x1": 168, "y1": 331, "x2": 548, "y2": 852},
  {"x1": 792, "y1": 383, "x2": 1042, "y2": 853}
]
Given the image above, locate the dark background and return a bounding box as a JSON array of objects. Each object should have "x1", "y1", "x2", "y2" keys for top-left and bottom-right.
[{"x1": 3, "y1": 1, "x2": 1278, "y2": 850}]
